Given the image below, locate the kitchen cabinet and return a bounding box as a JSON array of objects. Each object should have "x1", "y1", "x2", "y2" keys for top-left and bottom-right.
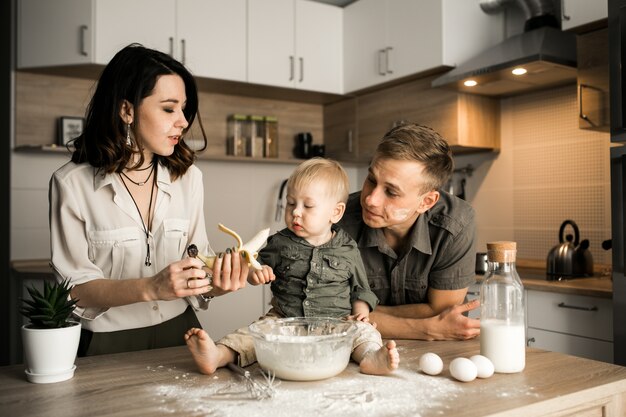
[
  {"x1": 562, "y1": 0, "x2": 608, "y2": 32},
  {"x1": 323, "y1": 98, "x2": 358, "y2": 162},
  {"x1": 18, "y1": 0, "x2": 171, "y2": 68},
  {"x1": 343, "y1": 0, "x2": 504, "y2": 94},
  {"x1": 326, "y1": 75, "x2": 500, "y2": 163},
  {"x1": 526, "y1": 289, "x2": 614, "y2": 363},
  {"x1": 18, "y1": 0, "x2": 247, "y2": 82},
  {"x1": 247, "y1": 0, "x2": 342, "y2": 94},
  {"x1": 577, "y1": 28, "x2": 609, "y2": 131}
]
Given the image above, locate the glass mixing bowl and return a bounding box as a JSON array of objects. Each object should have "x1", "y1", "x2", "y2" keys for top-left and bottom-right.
[{"x1": 249, "y1": 317, "x2": 357, "y2": 381}]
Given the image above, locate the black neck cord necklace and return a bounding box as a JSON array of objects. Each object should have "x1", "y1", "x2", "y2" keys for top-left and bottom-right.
[
  {"x1": 120, "y1": 163, "x2": 154, "y2": 186},
  {"x1": 119, "y1": 163, "x2": 156, "y2": 266}
]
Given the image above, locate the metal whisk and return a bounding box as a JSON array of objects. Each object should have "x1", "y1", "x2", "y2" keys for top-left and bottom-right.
[{"x1": 226, "y1": 363, "x2": 278, "y2": 400}]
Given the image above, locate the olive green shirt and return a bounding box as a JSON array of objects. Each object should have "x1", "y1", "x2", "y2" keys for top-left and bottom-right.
[
  {"x1": 261, "y1": 227, "x2": 379, "y2": 318},
  {"x1": 337, "y1": 191, "x2": 476, "y2": 306}
]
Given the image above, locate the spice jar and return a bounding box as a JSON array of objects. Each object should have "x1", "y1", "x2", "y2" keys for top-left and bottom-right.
[
  {"x1": 227, "y1": 114, "x2": 246, "y2": 157},
  {"x1": 479, "y1": 241, "x2": 525, "y2": 373},
  {"x1": 264, "y1": 116, "x2": 279, "y2": 158},
  {"x1": 246, "y1": 115, "x2": 265, "y2": 158}
]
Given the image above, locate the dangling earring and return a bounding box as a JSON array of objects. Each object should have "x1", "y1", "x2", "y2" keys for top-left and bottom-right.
[{"x1": 126, "y1": 123, "x2": 132, "y2": 147}]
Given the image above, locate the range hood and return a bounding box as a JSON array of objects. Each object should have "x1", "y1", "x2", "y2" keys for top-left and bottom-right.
[{"x1": 432, "y1": 0, "x2": 577, "y2": 97}]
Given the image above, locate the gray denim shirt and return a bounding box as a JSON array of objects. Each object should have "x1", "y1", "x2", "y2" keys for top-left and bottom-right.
[
  {"x1": 261, "y1": 227, "x2": 379, "y2": 318},
  {"x1": 337, "y1": 191, "x2": 476, "y2": 306}
]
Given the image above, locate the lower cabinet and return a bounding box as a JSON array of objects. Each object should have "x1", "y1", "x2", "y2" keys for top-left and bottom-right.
[
  {"x1": 526, "y1": 327, "x2": 614, "y2": 363},
  {"x1": 526, "y1": 290, "x2": 613, "y2": 363}
]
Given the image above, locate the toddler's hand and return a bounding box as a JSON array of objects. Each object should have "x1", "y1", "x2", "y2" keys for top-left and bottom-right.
[
  {"x1": 247, "y1": 265, "x2": 275, "y2": 285},
  {"x1": 346, "y1": 312, "x2": 369, "y2": 322}
]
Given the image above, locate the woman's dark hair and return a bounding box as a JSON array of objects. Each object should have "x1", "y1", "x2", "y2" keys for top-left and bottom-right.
[{"x1": 71, "y1": 43, "x2": 206, "y2": 179}]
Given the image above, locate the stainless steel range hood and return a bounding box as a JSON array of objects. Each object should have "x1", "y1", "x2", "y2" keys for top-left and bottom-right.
[{"x1": 432, "y1": 0, "x2": 577, "y2": 97}]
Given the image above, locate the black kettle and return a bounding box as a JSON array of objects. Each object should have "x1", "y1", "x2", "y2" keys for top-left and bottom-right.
[{"x1": 546, "y1": 220, "x2": 594, "y2": 280}]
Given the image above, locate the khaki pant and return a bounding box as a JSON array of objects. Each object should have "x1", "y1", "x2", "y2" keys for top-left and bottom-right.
[{"x1": 218, "y1": 309, "x2": 383, "y2": 367}]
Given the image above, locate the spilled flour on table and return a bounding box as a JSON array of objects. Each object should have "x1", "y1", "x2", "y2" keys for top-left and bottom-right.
[{"x1": 147, "y1": 362, "x2": 464, "y2": 417}]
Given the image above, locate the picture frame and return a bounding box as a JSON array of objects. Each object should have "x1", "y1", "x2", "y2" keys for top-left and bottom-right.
[{"x1": 57, "y1": 116, "x2": 84, "y2": 146}]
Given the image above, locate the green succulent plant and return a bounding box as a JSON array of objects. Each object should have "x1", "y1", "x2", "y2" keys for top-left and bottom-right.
[{"x1": 20, "y1": 279, "x2": 79, "y2": 329}]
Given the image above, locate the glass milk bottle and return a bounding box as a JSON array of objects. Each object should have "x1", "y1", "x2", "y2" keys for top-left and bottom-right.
[{"x1": 479, "y1": 241, "x2": 525, "y2": 373}]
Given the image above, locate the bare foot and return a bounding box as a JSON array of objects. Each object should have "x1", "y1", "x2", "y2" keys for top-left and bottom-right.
[
  {"x1": 184, "y1": 327, "x2": 223, "y2": 375},
  {"x1": 359, "y1": 340, "x2": 399, "y2": 375}
]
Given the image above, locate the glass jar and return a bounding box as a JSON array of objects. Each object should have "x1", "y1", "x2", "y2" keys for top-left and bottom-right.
[
  {"x1": 479, "y1": 241, "x2": 525, "y2": 373},
  {"x1": 246, "y1": 115, "x2": 265, "y2": 158},
  {"x1": 264, "y1": 116, "x2": 279, "y2": 158},
  {"x1": 227, "y1": 114, "x2": 246, "y2": 157}
]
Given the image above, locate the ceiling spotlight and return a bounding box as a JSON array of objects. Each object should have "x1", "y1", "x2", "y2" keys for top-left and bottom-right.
[
  {"x1": 464, "y1": 80, "x2": 478, "y2": 87},
  {"x1": 512, "y1": 67, "x2": 527, "y2": 75}
]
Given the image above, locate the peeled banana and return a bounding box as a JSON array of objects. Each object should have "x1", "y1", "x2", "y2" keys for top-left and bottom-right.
[{"x1": 187, "y1": 223, "x2": 270, "y2": 271}]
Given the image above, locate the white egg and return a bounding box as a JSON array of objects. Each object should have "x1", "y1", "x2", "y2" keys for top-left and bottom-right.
[
  {"x1": 470, "y1": 355, "x2": 495, "y2": 378},
  {"x1": 449, "y1": 357, "x2": 477, "y2": 382},
  {"x1": 418, "y1": 352, "x2": 444, "y2": 376}
]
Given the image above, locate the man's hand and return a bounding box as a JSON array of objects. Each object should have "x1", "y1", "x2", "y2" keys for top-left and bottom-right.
[
  {"x1": 426, "y1": 299, "x2": 481, "y2": 341},
  {"x1": 369, "y1": 299, "x2": 481, "y2": 340}
]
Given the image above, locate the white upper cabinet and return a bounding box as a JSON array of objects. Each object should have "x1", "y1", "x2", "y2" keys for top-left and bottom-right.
[
  {"x1": 19, "y1": 0, "x2": 173, "y2": 68},
  {"x1": 18, "y1": 0, "x2": 247, "y2": 82},
  {"x1": 176, "y1": 0, "x2": 247, "y2": 82},
  {"x1": 295, "y1": 0, "x2": 343, "y2": 93},
  {"x1": 561, "y1": 0, "x2": 608, "y2": 31},
  {"x1": 248, "y1": 0, "x2": 342, "y2": 94},
  {"x1": 343, "y1": 0, "x2": 504, "y2": 93}
]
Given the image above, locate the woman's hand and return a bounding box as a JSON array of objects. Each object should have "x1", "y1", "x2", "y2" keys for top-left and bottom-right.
[
  {"x1": 207, "y1": 249, "x2": 249, "y2": 296},
  {"x1": 248, "y1": 265, "x2": 275, "y2": 285},
  {"x1": 150, "y1": 257, "x2": 212, "y2": 301}
]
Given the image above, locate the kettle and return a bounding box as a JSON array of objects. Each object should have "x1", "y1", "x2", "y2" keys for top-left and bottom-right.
[{"x1": 546, "y1": 220, "x2": 594, "y2": 280}]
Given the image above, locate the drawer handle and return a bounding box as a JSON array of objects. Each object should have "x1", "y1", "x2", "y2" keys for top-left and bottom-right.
[
  {"x1": 467, "y1": 291, "x2": 479, "y2": 296},
  {"x1": 557, "y1": 302, "x2": 598, "y2": 312},
  {"x1": 527, "y1": 337, "x2": 535, "y2": 347}
]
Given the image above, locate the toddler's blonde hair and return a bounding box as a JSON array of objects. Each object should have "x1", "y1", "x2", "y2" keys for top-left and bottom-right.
[{"x1": 287, "y1": 157, "x2": 349, "y2": 203}]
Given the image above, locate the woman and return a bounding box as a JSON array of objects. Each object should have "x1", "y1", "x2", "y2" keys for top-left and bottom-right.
[{"x1": 49, "y1": 44, "x2": 249, "y2": 356}]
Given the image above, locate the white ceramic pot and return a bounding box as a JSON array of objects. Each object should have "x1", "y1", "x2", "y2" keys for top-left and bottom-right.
[{"x1": 21, "y1": 321, "x2": 81, "y2": 383}]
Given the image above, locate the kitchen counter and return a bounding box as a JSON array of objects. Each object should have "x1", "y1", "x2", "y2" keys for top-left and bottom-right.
[
  {"x1": 1, "y1": 340, "x2": 625, "y2": 416},
  {"x1": 475, "y1": 267, "x2": 613, "y2": 299}
]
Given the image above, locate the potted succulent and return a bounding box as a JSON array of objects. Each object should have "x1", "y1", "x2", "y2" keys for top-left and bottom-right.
[{"x1": 20, "y1": 279, "x2": 81, "y2": 383}]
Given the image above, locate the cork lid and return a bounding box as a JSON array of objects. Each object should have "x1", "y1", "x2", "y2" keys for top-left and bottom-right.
[{"x1": 486, "y1": 241, "x2": 517, "y2": 262}]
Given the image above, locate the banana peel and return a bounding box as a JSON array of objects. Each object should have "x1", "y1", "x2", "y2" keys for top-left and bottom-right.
[{"x1": 188, "y1": 223, "x2": 270, "y2": 271}]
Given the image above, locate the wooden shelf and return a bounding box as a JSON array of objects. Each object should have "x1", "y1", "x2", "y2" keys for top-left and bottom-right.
[
  {"x1": 196, "y1": 153, "x2": 307, "y2": 165},
  {"x1": 14, "y1": 144, "x2": 72, "y2": 154},
  {"x1": 13, "y1": 144, "x2": 315, "y2": 165}
]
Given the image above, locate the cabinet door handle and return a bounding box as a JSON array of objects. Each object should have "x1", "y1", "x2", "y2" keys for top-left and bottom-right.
[
  {"x1": 385, "y1": 46, "x2": 393, "y2": 74},
  {"x1": 181, "y1": 39, "x2": 186, "y2": 65},
  {"x1": 527, "y1": 337, "x2": 536, "y2": 347},
  {"x1": 299, "y1": 57, "x2": 304, "y2": 82},
  {"x1": 348, "y1": 129, "x2": 353, "y2": 153},
  {"x1": 557, "y1": 302, "x2": 598, "y2": 312},
  {"x1": 561, "y1": 0, "x2": 570, "y2": 21},
  {"x1": 378, "y1": 49, "x2": 386, "y2": 76},
  {"x1": 79, "y1": 25, "x2": 88, "y2": 56},
  {"x1": 289, "y1": 56, "x2": 294, "y2": 81},
  {"x1": 579, "y1": 84, "x2": 589, "y2": 121},
  {"x1": 169, "y1": 37, "x2": 174, "y2": 57}
]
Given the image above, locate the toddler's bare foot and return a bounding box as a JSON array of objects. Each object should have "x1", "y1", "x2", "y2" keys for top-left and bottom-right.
[
  {"x1": 359, "y1": 340, "x2": 399, "y2": 375},
  {"x1": 184, "y1": 327, "x2": 222, "y2": 375}
]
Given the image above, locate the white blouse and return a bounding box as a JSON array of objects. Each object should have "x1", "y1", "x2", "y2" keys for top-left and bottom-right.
[{"x1": 49, "y1": 161, "x2": 212, "y2": 332}]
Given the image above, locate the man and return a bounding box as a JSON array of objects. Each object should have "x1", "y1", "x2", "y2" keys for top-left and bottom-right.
[{"x1": 338, "y1": 123, "x2": 480, "y2": 340}]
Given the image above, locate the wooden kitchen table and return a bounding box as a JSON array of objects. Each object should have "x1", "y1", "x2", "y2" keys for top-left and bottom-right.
[{"x1": 1, "y1": 339, "x2": 625, "y2": 417}]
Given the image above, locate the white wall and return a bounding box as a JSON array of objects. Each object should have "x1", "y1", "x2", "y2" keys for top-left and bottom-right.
[{"x1": 10, "y1": 152, "x2": 361, "y2": 339}]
